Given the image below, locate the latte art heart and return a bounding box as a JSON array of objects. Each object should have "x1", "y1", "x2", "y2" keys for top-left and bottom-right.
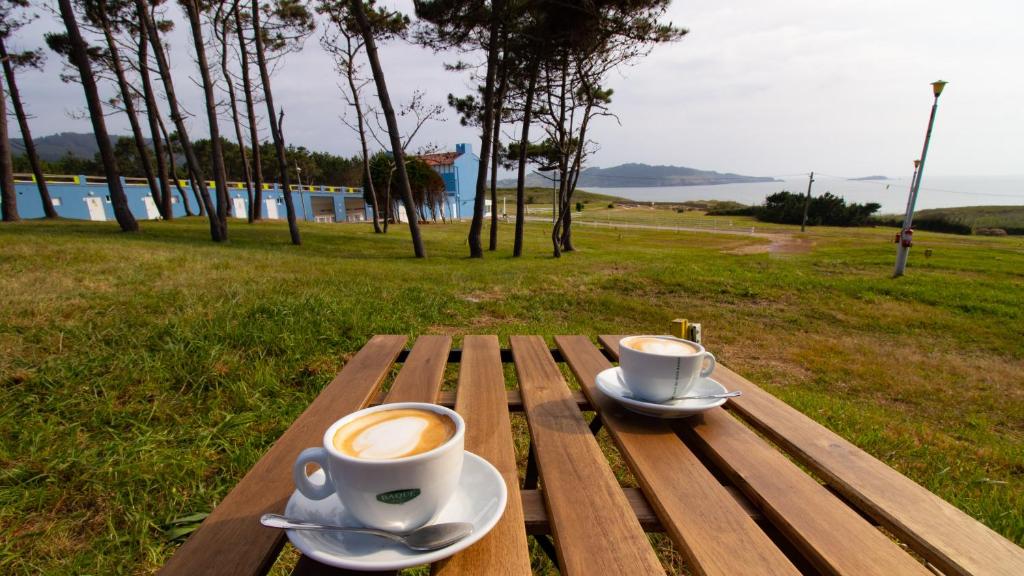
[
  {"x1": 333, "y1": 408, "x2": 456, "y2": 460},
  {"x1": 622, "y1": 336, "x2": 699, "y2": 356}
]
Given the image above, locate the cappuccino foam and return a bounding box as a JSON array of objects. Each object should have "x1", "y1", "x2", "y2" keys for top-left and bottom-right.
[
  {"x1": 333, "y1": 408, "x2": 455, "y2": 460},
  {"x1": 623, "y1": 337, "x2": 699, "y2": 356}
]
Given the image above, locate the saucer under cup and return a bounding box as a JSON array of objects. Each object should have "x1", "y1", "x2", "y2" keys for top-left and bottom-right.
[
  {"x1": 285, "y1": 451, "x2": 507, "y2": 571},
  {"x1": 596, "y1": 367, "x2": 729, "y2": 419},
  {"x1": 618, "y1": 335, "x2": 716, "y2": 403}
]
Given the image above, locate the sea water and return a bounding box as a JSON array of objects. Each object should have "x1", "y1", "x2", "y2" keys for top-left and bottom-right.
[{"x1": 586, "y1": 175, "x2": 1024, "y2": 215}]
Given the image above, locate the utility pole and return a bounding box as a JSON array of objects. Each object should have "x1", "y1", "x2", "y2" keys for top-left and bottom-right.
[
  {"x1": 800, "y1": 171, "x2": 814, "y2": 232},
  {"x1": 895, "y1": 80, "x2": 947, "y2": 278}
]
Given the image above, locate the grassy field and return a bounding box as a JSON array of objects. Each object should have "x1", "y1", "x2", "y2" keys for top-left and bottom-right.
[{"x1": 1, "y1": 216, "x2": 1022, "y2": 574}]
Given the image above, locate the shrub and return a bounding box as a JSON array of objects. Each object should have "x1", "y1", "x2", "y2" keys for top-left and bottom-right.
[
  {"x1": 575, "y1": 202, "x2": 583, "y2": 212},
  {"x1": 607, "y1": 203, "x2": 614, "y2": 209},
  {"x1": 758, "y1": 191, "x2": 880, "y2": 226}
]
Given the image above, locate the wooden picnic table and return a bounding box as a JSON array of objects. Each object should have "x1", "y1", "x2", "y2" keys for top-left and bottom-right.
[{"x1": 159, "y1": 334, "x2": 1024, "y2": 576}]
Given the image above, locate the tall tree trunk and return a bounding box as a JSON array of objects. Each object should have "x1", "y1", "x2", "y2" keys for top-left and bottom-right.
[
  {"x1": 382, "y1": 169, "x2": 392, "y2": 233},
  {"x1": 252, "y1": 0, "x2": 301, "y2": 244},
  {"x1": 513, "y1": 60, "x2": 538, "y2": 257},
  {"x1": 138, "y1": 0, "x2": 219, "y2": 238},
  {"x1": 559, "y1": 92, "x2": 595, "y2": 253},
  {"x1": 550, "y1": 56, "x2": 569, "y2": 258},
  {"x1": 184, "y1": 0, "x2": 229, "y2": 238},
  {"x1": 488, "y1": 59, "x2": 508, "y2": 251},
  {"x1": 349, "y1": 0, "x2": 423, "y2": 256},
  {"x1": 58, "y1": 0, "x2": 137, "y2": 231},
  {"x1": 468, "y1": 0, "x2": 503, "y2": 258},
  {"x1": 221, "y1": 2, "x2": 253, "y2": 222},
  {"x1": 156, "y1": 112, "x2": 193, "y2": 216},
  {"x1": 137, "y1": 16, "x2": 172, "y2": 219},
  {"x1": 98, "y1": 4, "x2": 161, "y2": 218},
  {"x1": 0, "y1": 60, "x2": 16, "y2": 222},
  {"x1": 234, "y1": 6, "x2": 263, "y2": 221},
  {"x1": 0, "y1": 38, "x2": 54, "y2": 218},
  {"x1": 345, "y1": 48, "x2": 380, "y2": 233}
]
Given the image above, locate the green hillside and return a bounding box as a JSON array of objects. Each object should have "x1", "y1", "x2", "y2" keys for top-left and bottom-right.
[{"x1": 913, "y1": 205, "x2": 1024, "y2": 230}]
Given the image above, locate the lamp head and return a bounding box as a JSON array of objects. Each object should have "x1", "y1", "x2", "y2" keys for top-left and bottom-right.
[{"x1": 931, "y1": 80, "x2": 948, "y2": 97}]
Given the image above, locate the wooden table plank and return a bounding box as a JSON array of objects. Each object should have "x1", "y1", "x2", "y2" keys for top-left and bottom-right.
[
  {"x1": 557, "y1": 336, "x2": 799, "y2": 576},
  {"x1": 292, "y1": 335, "x2": 453, "y2": 576},
  {"x1": 372, "y1": 389, "x2": 592, "y2": 411},
  {"x1": 159, "y1": 335, "x2": 408, "y2": 576},
  {"x1": 522, "y1": 488, "x2": 661, "y2": 534},
  {"x1": 433, "y1": 335, "x2": 531, "y2": 576},
  {"x1": 711, "y1": 364, "x2": 1024, "y2": 576},
  {"x1": 510, "y1": 335, "x2": 665, "y2": 575},
  {"x1": 684, "y1": 411, "x2": 932, "y2": 575},
  {"x1": 382, "y1": 335, "x2": 451, "y2": 404}
]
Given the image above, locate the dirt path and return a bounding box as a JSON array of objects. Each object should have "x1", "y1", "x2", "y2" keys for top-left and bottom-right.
[
  {"x1": 523, "y1": 216, "x2": 814, "y2": 255},
  {"x1": 727, "y1": 234, "x2": 814, "y2": 255}
]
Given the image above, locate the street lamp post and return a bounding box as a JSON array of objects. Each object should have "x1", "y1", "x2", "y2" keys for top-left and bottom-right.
[{"x1": 894, "y1": 80, "x2": 947, "y2": 278}]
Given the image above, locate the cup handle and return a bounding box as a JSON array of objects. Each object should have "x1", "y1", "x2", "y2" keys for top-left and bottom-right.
[
  {"x1": 700, "y1": 352, "x2": 717, "y2": 378},
  {"x1": 293, "y1": 447, "x2": 334, "y2": 500}
]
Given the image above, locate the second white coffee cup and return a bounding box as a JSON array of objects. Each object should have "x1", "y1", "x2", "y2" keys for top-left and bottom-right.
[
  {"x1": 293, "y1": 402, "x2": 465, "y2": 532},
  {"x1": 618, "y1": 335, "x2": 716, "y2": 403}
]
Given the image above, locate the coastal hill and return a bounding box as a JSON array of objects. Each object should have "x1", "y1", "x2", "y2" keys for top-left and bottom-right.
[
  {"x1": 499, "y1": 162, "x2": 777, "y2": 188},
  {"x1": 10, "y1": 132, "x2": 137, "y2": 162}
]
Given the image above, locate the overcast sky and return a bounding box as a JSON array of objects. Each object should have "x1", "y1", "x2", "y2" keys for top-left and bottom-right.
[{"x1": 8, "y1": 0, "x2": 1023, "y2": 178}]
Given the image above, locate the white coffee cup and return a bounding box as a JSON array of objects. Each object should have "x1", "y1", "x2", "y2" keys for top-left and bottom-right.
[
  {"x1": 618, "y1": 335, "x2": 716, "y2": 403},
  {"x1": 293, "y1": 402, "x2": 465, "y2": 532}
]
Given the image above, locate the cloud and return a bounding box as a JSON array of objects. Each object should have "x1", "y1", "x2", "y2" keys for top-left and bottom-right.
[{"x1": 6, "y1": 0, "x2": 1023, "y2": 177}]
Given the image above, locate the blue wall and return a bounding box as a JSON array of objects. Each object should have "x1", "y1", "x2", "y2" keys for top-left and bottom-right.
[
  {"x1": 8, "y1": 176, "x2": 370, "y2": 223},
  {"x1": 452, "y1": 143, "x2": 479, "y2": 219}
]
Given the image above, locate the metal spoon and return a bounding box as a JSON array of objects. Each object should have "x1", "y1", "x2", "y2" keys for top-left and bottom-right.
[
  {"x1": 260, "y1": 513, "x2": 473, "y2": 551},
  {"x1": 671, "y1": 390, "x2": 743, "y2": 400}
]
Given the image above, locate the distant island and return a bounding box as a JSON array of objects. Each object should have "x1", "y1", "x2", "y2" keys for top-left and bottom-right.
[
  {"x1": 849, "y1": 175, "x2": 889, "y2": 181},
  {"x1": 499, "y1": 162, "x2": 777, "y2": 188}
]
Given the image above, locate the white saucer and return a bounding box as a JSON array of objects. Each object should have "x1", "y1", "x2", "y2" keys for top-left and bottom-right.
[
  {"x1": 596, "y1": 366, "x2": 730, "y2": 418},
  {"x1": 283, "y1": 451, "x2": 506, "y2": 571}
]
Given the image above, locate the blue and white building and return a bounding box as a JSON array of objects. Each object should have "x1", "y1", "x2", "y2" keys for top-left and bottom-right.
[
  {"x1": 418, "y1": 142, "x2": 484, "y2": 220},
  {"x1": 7, "y1": 174, "x2": 373, "y2": 222},
  {"x1": 5, "y1": 142, "x2": 484, "y2": 223}
]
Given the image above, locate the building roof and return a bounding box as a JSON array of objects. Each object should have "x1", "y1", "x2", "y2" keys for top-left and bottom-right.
[{"x1": 418, "y1": 152, "x2": 460, "y2": 167}]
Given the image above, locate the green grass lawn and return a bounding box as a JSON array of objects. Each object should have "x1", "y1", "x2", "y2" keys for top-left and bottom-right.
[{"x1": 1, "y1": 216, "x2": 1022, "y2": 574}]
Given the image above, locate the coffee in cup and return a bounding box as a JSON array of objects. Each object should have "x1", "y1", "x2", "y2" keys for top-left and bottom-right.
[
  {"x1": 293, "y1": 402, "x2": 464, "y2": 531},
  {"x1": 332, "y1": 408, "x2": 456, "y2": 460},
  {"x1": 618, "y1": 335, "x2": 716, "y2": 403}
]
